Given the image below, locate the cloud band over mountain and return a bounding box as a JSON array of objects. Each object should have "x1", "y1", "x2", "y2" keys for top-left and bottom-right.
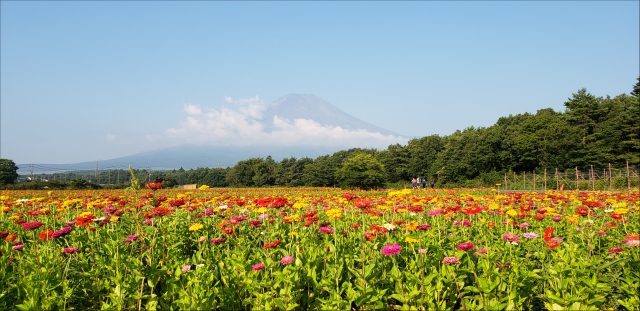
[{"x1": 165, "y1": 95, "x2": 408, "y2": 149}]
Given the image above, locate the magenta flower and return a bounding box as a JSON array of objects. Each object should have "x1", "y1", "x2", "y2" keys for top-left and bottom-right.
[
  {"x1": 252, "y1": 262, "x2": 265, "y2": 271},
  {"x1": 417, "y1": 224, "x2": 432, "y2": 230},
  {"x1": 519, "y1": 222, "x2": 530, "y2": 229},
  {"x1": 319, "y1": 227, "x2": 335, "y2": 234},
  {"x1": 210, "y1": 237, "x2": 226, "y2": 244},
  {"x1": 52, "y1": 227, "x2": 73, "y2": 239},
  {"x1": 442, "y1": 256, "x2": 460, "y2": 264},
  {"x1": 21, "y1": 221, "x2": 44, "y2": 230},
  {"x1": 551, "y1": 217, "x2": 562, "y2": 222},
  {"x1": 457, "y1": 242, "x2": 474, "y2": 251},
  {"x1": 182, "y1": 265, "x2": 191, "y2": 273},
  {"x1": 63, "y1": 221, "x2": 76, "y2": 227},
  {"x1": 428, "y1": 209, "x2": 443, "y2": 217},
  {"x1": 280, "y1": 256, "x2": 294, "y2": 265},
  {"x1": 62, "y1": 247, "x2": 78, "y2": 254},
  {"x1": 13, "y1": 245, "x2": 24, "y2": 251},
  {"x1": 143, "y1": 218, "x2": 155, "y2": 226},
  {"x1": 127, "y1": 235, "x2": 139, "y2": 241},
  {"x1": 608, "y1": 247, "x2": 624, "y2": 254},
  {"x1": 523, "y1": 232, "x2": 539, "y2": 239},
  {"x1": 381, "y1": 244, "x2": 402, "y2": 256}
]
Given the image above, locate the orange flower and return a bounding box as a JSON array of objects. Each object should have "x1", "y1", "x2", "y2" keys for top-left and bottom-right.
[
  {"x1": 546, "y1": 240, "x2": 560, "y2": 249},
  {"x1": 5, "y1": 233, "x2": 17, "y2": 242},
  {"x1": 626, "y1": 233, "x2": 640, "y2": 240},
  {"x1": 487, "y1": 221, "x2": 496, "y2": 228},
  {"x1": 75, "y1": 213, "x2": 95, "y2": 227}
]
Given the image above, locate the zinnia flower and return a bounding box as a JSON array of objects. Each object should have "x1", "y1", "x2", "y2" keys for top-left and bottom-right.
[
  {"x1": 21, "y1": 221, "x2": 44, "y2": 230},
  {"x1": 442, "y1": 256, "x2": 460, "y2": 264},
  {"x1": 252, "y1": 262, "x2": 265, "y2": 271},
  {"x1": 381, "y1": 244, "x2": 402, "y2": 256},
  {"x1": 280, "y1": 256, "x2": 294, "y2": 265},
  {"x1": 13, "y1": 245, "x2": 24, "y2": 251},
  {"x1": 608, "y1": 247, "x2": 623, "y2": 254},
  {"x1": 62, "y1": 247, "x2": 78, "y2": 254},
  {"x1": 624, "y1": 240, "x2": 639, "y2": 247},
  {"x1": 52, "y1": 227, "x2": 73, "y2": 239},
  {"x1": 127, "y1": 235, "x2": 139, "y2": 241},
  {"x1": 210, "y1": 238, "x2": 226, "y2": 244},
  {"x1": 39, "y1": 229, "x2": 53, "y2": 241},
  {"x1": 502, "y1": 233, "x2": 520, "y2": 243},
  {"x1": 182, "y1": 265, "x2": 191, "y2": 273},
  {"x1": 523, "y1": 232, "x2": 539, "y2": 239},
  {"x1": 188, "y1": 223, "x2": 203, "y2": 231},
  {"x1": 418, "y1": 249, "x2": 428, "y2": 254},
  {"x1": 457, "y1": 242, "x2": 474, "y2": 251},
  {"x1": 319, "y1": 227, "x2": 335, "y2": 234}
]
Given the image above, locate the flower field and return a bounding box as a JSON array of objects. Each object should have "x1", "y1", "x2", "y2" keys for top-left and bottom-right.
[{"x1": 1, "y1": 187, "x2": 638, "y2": 310}]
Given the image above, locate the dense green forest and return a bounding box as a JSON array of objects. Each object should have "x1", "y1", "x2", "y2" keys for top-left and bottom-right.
[{"x1": 8, "y1": 80, "x2": 640, "y2": 190}]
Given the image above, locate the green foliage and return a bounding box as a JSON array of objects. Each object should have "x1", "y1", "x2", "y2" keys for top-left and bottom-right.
[
  {"x1": 0, "y1": 158, "x2": 19, "y2": 186},
  {"x1": 335, "y1": 153, "x2": 386, "y2": 190}
]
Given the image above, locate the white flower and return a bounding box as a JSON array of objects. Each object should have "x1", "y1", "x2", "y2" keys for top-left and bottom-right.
[
  {"x1": 93, "y1": 217, "x2": 106, "y2": 222},
  {"x1": 16, "y1": 199, "x2": 30, "y2": 203},
  {"x1": 410, "y1": 212, "x2": 417, "y2": 217},
  {"x1": 604, "y1": 209, "x2": 613, "y2": 213},
  {"x1": 218, "y1": 205, "x2": 228, "y2": 210},
  {"x1": 382, "y1": 223, "x2": 396, "y2": 231}
]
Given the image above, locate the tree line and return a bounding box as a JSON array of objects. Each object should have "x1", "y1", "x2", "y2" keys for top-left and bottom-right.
[{"x1": 3, "y1": 79, "x2": 639, "y2": 190}]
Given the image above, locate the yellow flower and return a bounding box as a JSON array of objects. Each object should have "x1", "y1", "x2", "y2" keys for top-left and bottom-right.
[
  {"x1": 488, "y1": 203, "x2": 500, "y2": 210},
  {"x1": 397, "y1": 208, "x2": 408, "y2": 213},
  {"x1": 614, "y1": 208, "x2": 629, "y2": 215},
  {"x1": 284, "y1": 214, "x2": 301, "y2": 223},
  {"x1": 406, "y1": 221, "x2": 418, "y2": 231},
  {"x1": 254, "y1": 207, "x2": 268, "y2": 214},
  {"x1": 293, "y1": 202, "x2": 306, "y2": 209},
  {"x1": 0, "y1": 195, "x2": 8, "y2": 200},
  {"x1": 506, "y1": 210, "x2": 518, "y2": 217},
  {"x1": 8, "y1": 215, "x2": 19, "y2": 220},
  {"x1": 480, "y1": 218, "x2": 487, "y2": 224},
  {"x1": 565, "y1": 215, "x2": 579, "y2": 224},
  {"x1": 404, "y1": 237, "x2": 420, "y2": 243},
  {"x1": 110, "y1": 216, "x2": 119, "y2": 222},
  {"x1": 326, "y1": 209, "x2": 342, "y2": 220},
  {"x1": 288, "y1": 232, "x2": 298, "y2": 237},
  {"x1": 198, "y1": 185, "x2": 210, "y2": 191},
  {"x1": 188, "y1": 223, "x2": 204, "y2": 231}
]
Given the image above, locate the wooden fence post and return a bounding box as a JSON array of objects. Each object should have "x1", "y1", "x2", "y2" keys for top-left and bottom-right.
[
  {"x1": 627, "y1": 161, "x2": 631, "y2": 191},
  {"x1": 575, "y1": 167, "x2": 579, "y2": 191}
]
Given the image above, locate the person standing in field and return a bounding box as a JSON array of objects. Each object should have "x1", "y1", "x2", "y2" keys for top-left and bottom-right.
[
  {"x1": 417, "y1": 177, "x2": 422, "y2": 189},
  {"x1": 430, "y1": 178, "x2": 435, "y2": 189},
  {"x1": 411, "y1": 178, "x2": 417, "y2": 189},
  {"x1": 422, "y1": 178, "x2": 427, "y2": 189}
]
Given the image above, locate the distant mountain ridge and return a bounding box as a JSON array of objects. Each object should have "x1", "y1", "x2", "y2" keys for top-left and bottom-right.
[
  {"x1": 263, "y1": 94, "x2": 403, "y2": 137},
  {"x1": 18, "y1": 94, "x2": 406, "y2": 174}
]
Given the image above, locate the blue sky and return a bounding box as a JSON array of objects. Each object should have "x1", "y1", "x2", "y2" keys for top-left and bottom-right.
[{"x1": 2, "y1": 1, "x2": 638, "y2": 164}]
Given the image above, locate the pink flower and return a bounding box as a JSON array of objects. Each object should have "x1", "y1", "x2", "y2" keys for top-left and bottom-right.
[
  {"x1": 280, "y1": 256, "x2": 294, "y2": 265},
  {"x1": 624, "y1": 240, "x2": 639, "y2": 247},
  {"x1": 442, "y1": 256, "x2": 460, "y2": 264},
  {"x1": 21, "y1": 221, "x2": 44, "y2": 230},
  {"x1": 502, "y1": 233, "x2": 520, "y2": 243},
  {"x1": 474, "y1": 248, "x2": 487, "y2": 256},
  {"x1": 63, "y1": 247, "x2": 78, "y2": 254},
  {"x1": 418, "y1": 249, "x2": 428, "y2": 254},
  {"x1": 523, "y1": 232, "x2": 539, "y2": 239},
  {"x1": 519, "y1": 222, "x2": 530, "y2": 229},
  {"x1": 457, "y1": 242, "x2": 474, "y2": 251},
  {"x1": 319, "y1": 227, "x2": 335, "y2": 234},
  {"x1": 252, "y1": 262, "x2": 265, "y2": 271},
  {"x1": 182, "y1": 265, "x2": 191, "y2": 273},
  {"x1": 381, "y1": 244, "x2": 402, "y2": 256}
]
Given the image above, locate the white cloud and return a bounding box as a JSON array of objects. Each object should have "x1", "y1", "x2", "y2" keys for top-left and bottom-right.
[
  {"x1": 105, "y1": 134, "x2": 117, "y2": 141},
  {"x1": 164, "y1": 96, "x2": 408, "y2": 149},
  {"x1": 184, "y1": 104, "x2": 202, "y2": 115}
]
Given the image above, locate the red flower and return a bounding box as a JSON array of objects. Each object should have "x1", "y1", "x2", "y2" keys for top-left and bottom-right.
[
  {"x1": 534, "y1": 214, "x2": 545, "y2": 221},
  {"x1": 544, "y1": 227, "x2": 554, "y2": 242},
  {"x1": 546, "y1": 240, "x2": 560, "y2": 249},
  {"x1": 39, "y1": 229, "x2": 53, "y2": 241},
  {"x1": 75, "y1": 214, "x2": 95, "y2": 227},
  {"x1": 145, "y1": 182, "x2": 162, "y2": 190},
  {"x1": 221, "y1": 227, "x2": 234, "y2": 235},
  {"x1": 264, "y1": 240, "x2": 281, "y2": 249},
  {"x1": 21, "y1": 221, "x2": 44, "y2": 230}
]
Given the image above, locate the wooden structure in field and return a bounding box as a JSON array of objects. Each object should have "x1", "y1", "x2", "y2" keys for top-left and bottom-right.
[{"x1": 182, "y1": 184, "x2": 197, "y2": 190}]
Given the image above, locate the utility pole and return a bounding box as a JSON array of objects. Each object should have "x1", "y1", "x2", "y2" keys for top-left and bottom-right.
[{"x1": 30, "y1": 164, "x2": 34, "y2": 180}]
